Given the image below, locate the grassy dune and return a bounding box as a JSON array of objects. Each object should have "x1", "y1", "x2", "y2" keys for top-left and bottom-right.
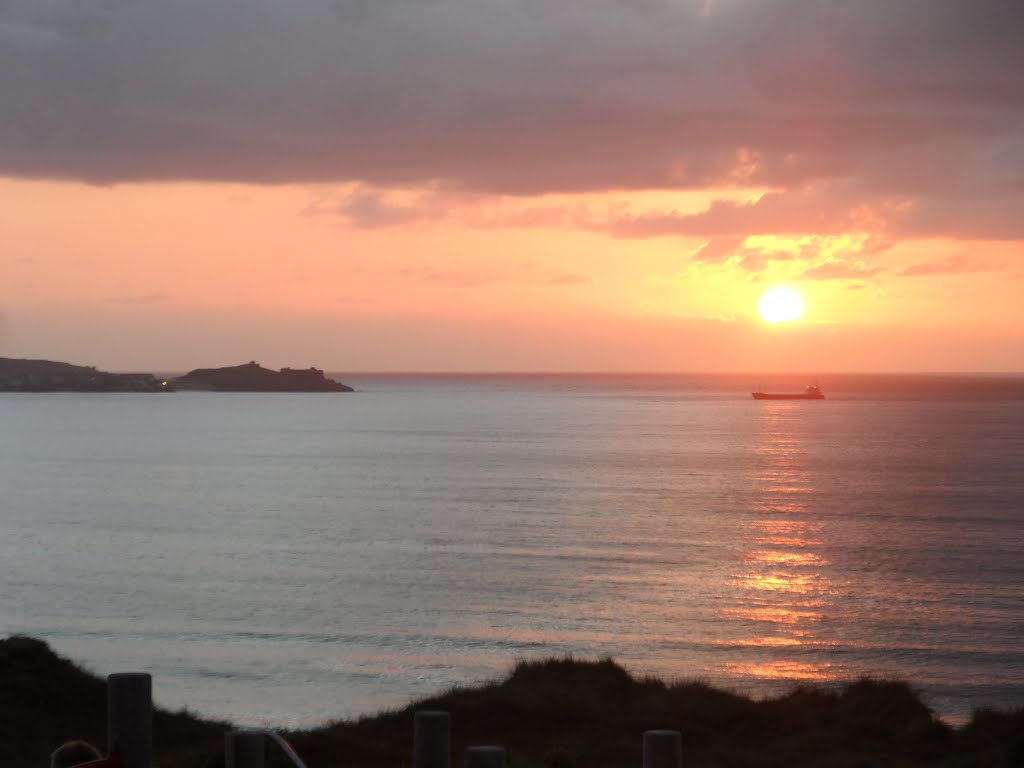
[{"x1": 3, "y1": 636, "x2": 1022, "y2": 767}]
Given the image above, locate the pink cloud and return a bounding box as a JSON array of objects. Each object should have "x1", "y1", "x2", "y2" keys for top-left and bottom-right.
[
  {"x1": 900, "y1": 254, "x2": 1002, "y2": 277},
  {"x1": 800, "y1": 261, "x2": 883, "y2": 281}
]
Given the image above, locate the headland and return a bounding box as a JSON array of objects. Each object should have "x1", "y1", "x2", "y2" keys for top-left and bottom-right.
[
  {"x1": 172, "y1": 361, "x2": 353, "y2": 391},
  {"x1": 0, "y1": 358, "x2": 354, "y2": 393},
  {"x1": 0, "y1": 357, "x2": 169, "y2": 392}
]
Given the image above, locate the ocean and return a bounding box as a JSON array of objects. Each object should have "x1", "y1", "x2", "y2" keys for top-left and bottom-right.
[{"x1": 2, "y1": 373, "x2": 1022, "y2": 727}]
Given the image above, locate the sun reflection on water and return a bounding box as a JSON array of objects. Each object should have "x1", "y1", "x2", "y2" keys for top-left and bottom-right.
[
  {"x1": 724, "y1": 660, "x2": 841, "y2": 682},
  {"x1": 716, "y1": 402, "x2": 842, "y2": 684}
]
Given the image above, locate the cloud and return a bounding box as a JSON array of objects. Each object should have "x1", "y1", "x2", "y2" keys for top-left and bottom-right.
[
  {"x1": 799, "y1": 260, "x2": 883, "y2": 281},
  {"x1": 1, "y1": 0, "x2": 1022, "y2": 246},
  {"x1": 312, "y1": 184, "x2": 459, "y2": 228},
  {"x1": 1, "y1": 2, "x2": 1020, "y2": 185},
  {"x1": 603, "y1": 177, "x2": 1024, "y2": 244},
  {"x1": 900, "y1": 254, "x2": 1002, "y2": 277},
  {"x1": 692, "y1": 237, "x2": 746, "y2": 264},
  {"x1": 604, "y1": 188, "x2": 858, "y2": 239},
  {"x1": 686, "y1": 229, "x2": 889, "y2": 282},
  {"x1": 333, "y1": 190, "x2": 436, "y2": 229}
]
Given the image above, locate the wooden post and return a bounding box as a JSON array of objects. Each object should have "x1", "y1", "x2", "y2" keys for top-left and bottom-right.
[
  {"x1": 643, "y1": 730, "x2": 681, "y2": 768},
  {"x1": 226, "y1": 730, "x2": 265, "y2": 768},
  {"x1": 465, "y1": 746, "x2": 505, "y2": 768},
  {"x1": 414, "y1": 711, "x2": 451, "y2": 768},
  {"x1": 107, "y1": 673, "x2": 152, "y2": 768}
]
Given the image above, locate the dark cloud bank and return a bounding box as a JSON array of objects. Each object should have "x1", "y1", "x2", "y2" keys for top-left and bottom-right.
[{"x1": 2, "y1": 0, "x2": 1023, "y2": 240}]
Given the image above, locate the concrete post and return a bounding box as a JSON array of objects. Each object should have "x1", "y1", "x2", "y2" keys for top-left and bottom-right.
[
  {"x1": 643, "y1": 730, "x2": 681, "y2": 768},
  {"x1": 226, "y1": 730, "x2": 265, "y2": 768},
  {"x1": 107, "y1": 673, "x2": 152, "y2": 768},
  {"x1": 465, "y1": 746, "x2": 505, "y2": 768},
  {"x1": 414, "y1": 711, "x2": 451, "y2": 768}
]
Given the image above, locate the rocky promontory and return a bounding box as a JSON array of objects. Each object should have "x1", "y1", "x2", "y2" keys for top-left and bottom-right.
[
  {"x1": 172, "y1": 361, "x2": 353, "y2": 392},
  {"x1": 0, "y1": 357, "x2": 169, "y2": 392}
]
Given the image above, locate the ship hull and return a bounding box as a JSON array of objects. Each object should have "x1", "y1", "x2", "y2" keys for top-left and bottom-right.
[{"x1": 752, "y1": 392, "x2": 825, "y2": 400}]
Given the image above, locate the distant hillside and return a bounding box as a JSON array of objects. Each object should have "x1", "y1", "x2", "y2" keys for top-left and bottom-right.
[
  {"x1": 173, "y1": 361, "x2": 353, "y2": 392},
  {"x1": 2, "y1": 636, "x2": 1022, "y2": 768},
  {"x1": 0, "y1": 357, "x2": 168, "y2": 392}
]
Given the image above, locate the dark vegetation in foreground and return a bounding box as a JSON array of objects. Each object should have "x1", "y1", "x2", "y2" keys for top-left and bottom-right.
[{"x1": 3, "y1": 636, "x2": 1022, "y2": 768}]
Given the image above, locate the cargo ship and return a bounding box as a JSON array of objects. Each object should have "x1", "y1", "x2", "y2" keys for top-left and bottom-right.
[{"x1": 752, "y1": 384, "x2": 825, "y2": 400}]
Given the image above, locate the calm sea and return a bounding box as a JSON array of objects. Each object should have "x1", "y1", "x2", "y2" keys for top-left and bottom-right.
[{"x1": 2, "y1": 374, "x2": 1023, "y2": 727}]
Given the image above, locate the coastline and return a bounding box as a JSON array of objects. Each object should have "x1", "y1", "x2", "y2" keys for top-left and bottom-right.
[
  {"x1": 0, "y1": 357, "x2": 354, "y2": 393},
  {"x1": 4, "y1": 636, "x2": 1022, "y2": 768}
]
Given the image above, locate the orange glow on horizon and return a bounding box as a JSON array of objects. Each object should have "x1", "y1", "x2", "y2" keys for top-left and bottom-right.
[{"x1": 2, "y1": 177, "x2": 1022, "y2": 372}]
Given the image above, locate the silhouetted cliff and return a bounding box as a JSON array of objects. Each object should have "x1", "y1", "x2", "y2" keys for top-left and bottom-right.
[{"x1": 172, "y1": 361, "x2": 353, "y2": 392}]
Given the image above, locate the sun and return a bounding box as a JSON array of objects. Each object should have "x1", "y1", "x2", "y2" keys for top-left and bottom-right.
[{"x1": 758, "y1": 286, "x2": 804, "y2": 323}]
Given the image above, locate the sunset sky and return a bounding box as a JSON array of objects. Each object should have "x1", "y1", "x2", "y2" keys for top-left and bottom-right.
[{"x1": 2, "y1": 0, "x2": 1022, "y2": 372}]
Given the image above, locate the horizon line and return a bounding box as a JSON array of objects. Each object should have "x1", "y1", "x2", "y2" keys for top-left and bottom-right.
[{"x1": 149, "y1": 369, "x2": 1024, "y2": 377}]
